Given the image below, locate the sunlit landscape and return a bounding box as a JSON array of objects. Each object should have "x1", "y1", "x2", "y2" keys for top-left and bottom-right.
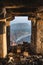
[{"x1": 10, "y1": 16, "x2": 31, "y2": 45}]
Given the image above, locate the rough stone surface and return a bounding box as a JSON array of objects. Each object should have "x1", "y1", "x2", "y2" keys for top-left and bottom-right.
[
  {"x1": 0, "y1": 34, "x2": 3, "y2": 57},
  {"x1": 0, "y1": 22, "x2": 3, "y2": 58},
  {"x1": 36, "y1": 20, "x2": 43, "y2": 54}
]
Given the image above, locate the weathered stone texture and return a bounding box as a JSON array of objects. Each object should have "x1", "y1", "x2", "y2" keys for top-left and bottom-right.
[
  {"x1": 0, "y1": 34, "x2": 3, "y2": 57},
  {"x1": 36, "y1": 21, "x2": 43, "y2": 54},
  {"x1": 0, "y1": 22, "x2": 3, "y2": 58},
  {"x1": 0, "y1": 22, "x2": 7, "y2": 58}
]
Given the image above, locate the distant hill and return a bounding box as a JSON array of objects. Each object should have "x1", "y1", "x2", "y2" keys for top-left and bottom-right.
[{"x1": 10, "y1": 23, "x2": 31, "y2": 43}]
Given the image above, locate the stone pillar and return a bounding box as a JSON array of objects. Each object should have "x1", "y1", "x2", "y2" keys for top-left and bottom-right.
[
  {"x1": 6, "y1": 16, "x2": 14, "y2": 53},
  {"x1": 0, "y1": 22, "x2": 7, "y2": 58},
  {"x1": 29, "y1": 17, "x2": 37, "y2": 54},
  {"x1": 6, "y1": 25, "x2": 10, "y2": 53},
  {"x1": 3, "y1": 22, "x2": 7, "y2": 58},
  {"x1": 36, "y1": 20, "x2": 43, "y2": 54},
  {"x1": 0, "y1": 22, "x2": 3, "y2": 58}
]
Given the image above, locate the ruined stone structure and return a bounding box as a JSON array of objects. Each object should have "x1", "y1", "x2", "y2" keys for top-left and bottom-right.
[{"x1": 0, "y1": 0, "x2": 43, "y2": 58}]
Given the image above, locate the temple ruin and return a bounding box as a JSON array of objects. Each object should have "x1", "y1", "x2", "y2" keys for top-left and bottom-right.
[{"x1": 0, "y1": 0, "x2": 43, "y2": 58}]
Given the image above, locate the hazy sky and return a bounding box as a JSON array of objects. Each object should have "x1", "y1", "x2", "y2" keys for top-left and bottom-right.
[{"x1": 10, "y1": 16, "x2": 31, "y2": 25}]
